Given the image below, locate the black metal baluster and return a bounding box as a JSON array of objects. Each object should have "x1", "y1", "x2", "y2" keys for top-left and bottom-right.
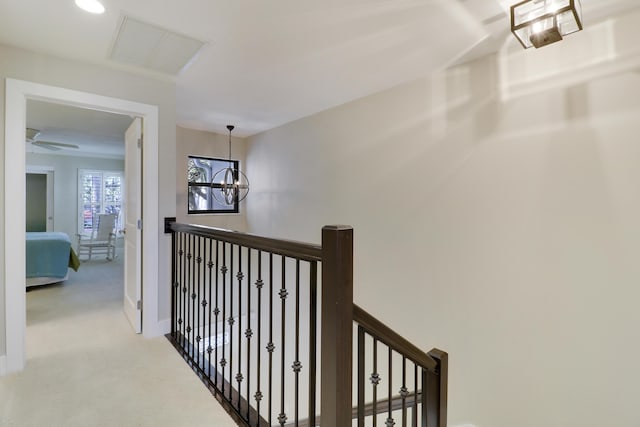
[
  {"x1": 278, "y1": 256, "x2": 287, "y2": 426},
  {"x1": 268, "y1": 253, "x2": 274, "y2": 426},
  {"x1": 294, "y1": 260, "x2": 301, "y2": 426},
  {"x1": 372, "y1": 338, "x2": 379, "y2": 427},
  {"x1": 173, "y1": 232, "x2": 177, "y2": 339},
  {"x1": 255, "y1": 251, "x2": 263, "y2": 422},
  {"x1": 221, "y1": 242, "x2": 228, "y2": 397},
  {"x1": 413, "y1": 364, "x2": 418, "y2": 427},
  {"x1": 191, "y1": 235, "x2": 198, "y2": 361},
  {"x1": 308, "y1": 261, "x2": 317, "y2": 427},
  {"x1": 236, "y1": 246, "x2": 244, "y2": 410},
  {"x1": 171, "y1": 228, "x2": 176, "y2": 337},
  {"x1": 181, "y1": 232, "x2": 187, "y2": 348},
  {"x1": 357, "y1": 326, "x2": 365, "y2": 427},
  {"x1": 185, "y1": 233, "x2": 190, "y2": 351},
  {"x1": 196, "y1": 236, "x2": 202, "y2": 367},
  {"x1": 207, "y1": 238, "x2": 214, "y2": 379},
  {"x1": 401, "y1": 357, "x2": 408, "y2": 427},
  {"x1": 188, "y1": 234, "x2": 194, "y2": 359},
  {"x1": 388, "y1": 347, "x2": 394, "y2": 427},
  {"x1": 174, "y1": 233, "x2": 184, "y2": 348},
  {"x1": 214, "y1": 240, "x2": 220, "y2": 390},
  {"x1": 193, "y1": 236, "x2": 199, "y2": 362},
  {"x1": 246, "y1": 249, "x2": 252, "y2": 422},
  {"x1": 421, "y1": 369, "x2": 427, "y2": 427},
  {"x1": 184, "y1": 234, "x2": 190, "y2": 352},
  {"x1": 202, "y1": 238, "x2": 207, "y2": 369},
  {"x1": 229, "y1": 244, "x2": 234, "y2": 402},
  {"x1": 199, "y1": 237, "x2": 208, "y2": 370}
]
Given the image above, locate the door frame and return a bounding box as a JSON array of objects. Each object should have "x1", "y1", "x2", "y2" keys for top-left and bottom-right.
[{"x1": 4, "y1": 78, "x2": 160, "y2": 374}]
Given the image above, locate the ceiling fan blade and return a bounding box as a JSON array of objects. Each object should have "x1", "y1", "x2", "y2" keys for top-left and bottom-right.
[
  {"x1": 32, "y1": 140, "x2": 80, "y2": 149},
  {"x1": 31, "y1": 141, "x2": 62, "y2": 151},
  {"x1": 25, "y1": 128, "x2": 40, "y2": 142}
]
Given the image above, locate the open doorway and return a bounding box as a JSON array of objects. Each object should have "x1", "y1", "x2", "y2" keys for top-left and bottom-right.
[
  {"x1": 24, "y1": 99, "x2": 132, "y2": 347},
  {"x1": 4, "y1": 79, "x2": 161, "y2": 374}
]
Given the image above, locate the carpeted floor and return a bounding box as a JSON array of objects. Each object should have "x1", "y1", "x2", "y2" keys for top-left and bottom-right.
[{"x1": 0, "y1": 246, "x2": 237, "y2": 427}]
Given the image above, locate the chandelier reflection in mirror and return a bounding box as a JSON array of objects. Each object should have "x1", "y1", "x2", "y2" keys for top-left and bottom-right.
[{"x1": 211, "y1": 125, "x2": 249, "y2": 205}]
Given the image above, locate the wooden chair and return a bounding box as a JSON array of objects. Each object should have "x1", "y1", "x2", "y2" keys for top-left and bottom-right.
[{"x1": 77, "y1": 213, "x2": 117, "y2": 261}]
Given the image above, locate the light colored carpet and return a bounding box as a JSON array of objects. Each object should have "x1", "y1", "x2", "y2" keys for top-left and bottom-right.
[{"x1": 0, "y1": 247, "x2": 237, "y2": 427}]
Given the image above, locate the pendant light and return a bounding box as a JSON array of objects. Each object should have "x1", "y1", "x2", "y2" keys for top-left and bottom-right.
[
  {"x1": 511, "y1": 0, "x2": 583, "y2": 49},
  {"x1": 211, "y1": 125, "x2": 249, "y2": 205}
]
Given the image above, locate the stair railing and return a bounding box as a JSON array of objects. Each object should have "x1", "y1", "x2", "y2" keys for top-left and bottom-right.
[
  {"x1": 168, "y1": 222, "x2": 446, "y2": 427},
  {"x1": 353, "y1": 305, "x2": 447, "y2": 427}
]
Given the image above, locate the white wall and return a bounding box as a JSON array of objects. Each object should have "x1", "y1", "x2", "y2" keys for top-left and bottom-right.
[
  {"x1": 0, "y1": 43, "x2": 176, "y2": 357},
  {"x1": 176, "y1": 126, "x2": 247, "y2": 231},
  {"x1": 245, "y1": 15, "x2": 640, "y2": 427},
  {"x1": 26, "y1": 153, "x2": 125, "y2": 240}
]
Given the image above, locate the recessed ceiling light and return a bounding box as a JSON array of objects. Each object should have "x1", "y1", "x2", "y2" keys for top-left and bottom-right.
[{"x1": 75, "y1": 0, "x2": 105, "y2": 14}]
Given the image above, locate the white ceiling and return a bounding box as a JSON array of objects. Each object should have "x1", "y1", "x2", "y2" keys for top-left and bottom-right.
[{"x1": 3, "y1": 0, "x2": 640, "y2": 152}]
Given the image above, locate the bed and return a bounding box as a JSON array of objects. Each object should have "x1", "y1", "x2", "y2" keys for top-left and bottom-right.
[{"x1": 26, "y1": 232, "x2": 80, "y2": 287}]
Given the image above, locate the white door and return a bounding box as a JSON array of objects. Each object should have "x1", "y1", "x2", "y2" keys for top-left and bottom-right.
[{"x1": 124, "y1": 117, "x2": 142, "y2": 333}]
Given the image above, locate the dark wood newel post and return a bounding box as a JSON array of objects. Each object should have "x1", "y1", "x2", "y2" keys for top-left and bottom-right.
[
  {"x1": 321, "y1": 225, "x2": 354, "y2": 427},
  {"x1": 423, "y1": 349, "x2": 448, "y2": 427}
]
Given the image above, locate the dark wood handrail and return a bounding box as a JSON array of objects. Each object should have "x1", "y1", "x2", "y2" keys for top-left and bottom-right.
[
  {"x1": 353, "y1": 304, "x2": 439, "y2": 374},
  {"x1": 171, "y1": 222, "x2": 322, "y2": 262}
]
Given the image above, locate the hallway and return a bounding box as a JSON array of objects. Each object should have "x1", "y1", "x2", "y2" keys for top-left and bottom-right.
[{"x1": 0, "y1": 249, "x2": 236, "y2": 427}]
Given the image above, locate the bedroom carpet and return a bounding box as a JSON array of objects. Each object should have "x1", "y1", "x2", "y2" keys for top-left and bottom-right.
[{"x1": 0, "y1": 247, "x2": 237, "y2": 427}]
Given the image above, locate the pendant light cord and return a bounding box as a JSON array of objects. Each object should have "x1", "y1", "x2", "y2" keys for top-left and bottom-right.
[{"x1": 227, "y1": 125, "x2": 234, "y2": 165}]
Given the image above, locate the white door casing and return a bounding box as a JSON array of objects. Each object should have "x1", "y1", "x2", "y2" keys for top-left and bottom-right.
[
  {"x1": 124, "y1": 117, "x2": 142, "y2": 333},
  {"x1": 3, "y1": 78, "x2": 160, "y2": 375}
]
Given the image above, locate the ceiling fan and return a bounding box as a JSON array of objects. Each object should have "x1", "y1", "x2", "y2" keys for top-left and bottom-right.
[{"x1": 26, "y1": 128, "x2": 79, "y2": 151}]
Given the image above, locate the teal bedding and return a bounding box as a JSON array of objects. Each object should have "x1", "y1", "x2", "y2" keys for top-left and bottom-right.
[{"x1": 26, "y1": 232, "x2": 78, "y2": 279}]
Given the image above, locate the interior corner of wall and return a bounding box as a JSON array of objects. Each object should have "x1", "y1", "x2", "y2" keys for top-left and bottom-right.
[
  {"x1": 0, "y1": 354, "x2": 7, "y2": 376},
  {"x1": 158, "y1": 318, "x2": 171, "y2": 336},
  {"x1": 142, "y1": 318, "x2": 170, "y2": 339}
]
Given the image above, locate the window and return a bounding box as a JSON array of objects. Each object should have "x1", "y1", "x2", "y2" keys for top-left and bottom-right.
[
  {"x1": 188, "y1": 156, "x2": 239, "y2": 214},
  {"x1": 78, "y1": 169, "x2": 124, "y2": 234}
]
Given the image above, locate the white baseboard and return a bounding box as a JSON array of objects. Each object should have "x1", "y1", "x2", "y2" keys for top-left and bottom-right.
[{"x1": 0, "y1": 355, "x2": 7, "y2": 376}]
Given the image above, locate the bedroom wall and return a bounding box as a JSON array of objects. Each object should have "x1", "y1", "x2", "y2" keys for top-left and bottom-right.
[
  {"x1": 0, "y1": 43, "x2": 176, "y2": 358},
  {"x1": 245, "y1": 11, "x2": 640, "y2": 427},
  {"x1": 26, "y1": 153, "x2": 125, "y2": 242},
  {"x1": 176, "y1": 126, "x2": 247, "y2": 231}
]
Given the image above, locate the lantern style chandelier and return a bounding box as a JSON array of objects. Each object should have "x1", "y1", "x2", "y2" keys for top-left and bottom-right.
[
  {"x1": 211, "y1": 125, "x2": 249, "y2": 205},
  {"x1": 511, "y1": 0, "x2": 583, "y2": 49}
]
